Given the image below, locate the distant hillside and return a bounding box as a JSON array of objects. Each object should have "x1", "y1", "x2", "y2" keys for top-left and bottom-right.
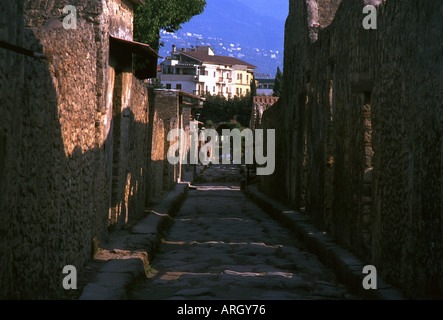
[
  {"x1": 159, "y1": 31, "x2": 283, "y2": 77},
  {"x1": 179, "y1": 0, "x2": 285, "y2": 50},
  {"x1": 235, "y1": 0, "x2": 288, "y2": 23},
  {"x1": 158, "y1": 0, "x2": 287, "y2": 77}
]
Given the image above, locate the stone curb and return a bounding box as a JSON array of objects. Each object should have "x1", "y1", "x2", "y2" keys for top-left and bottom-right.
[
  {"x1": 79, "y1": 182, "x2": 189, "y2": 300},
  {"x1": 243, "y1": 184, "x2": 406, "y2": 300}
]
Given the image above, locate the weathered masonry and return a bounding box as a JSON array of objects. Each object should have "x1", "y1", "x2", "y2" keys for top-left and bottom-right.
[
  {"x1": 250, "y1": 96, "x2": 280, "y2": 130},
  {"x1": 0, "y1": 0, "x2": 200, "y2": 299},
  {"x1": 149, "y1": 89, "x2": 203, "y2": 201},
  {"x1": 257, "y1": 0, "x2": 442, "y2": 299}
]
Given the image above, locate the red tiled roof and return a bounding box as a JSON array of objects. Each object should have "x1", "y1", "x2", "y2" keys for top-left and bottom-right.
[
  {"x1": 253, "y1": 96, "x2": 279, "y2": 104},
  {"x1": 180, "y1": 51, "x2": 257, "y2": 69}
]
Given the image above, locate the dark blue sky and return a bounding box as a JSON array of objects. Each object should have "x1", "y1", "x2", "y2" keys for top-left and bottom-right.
[
  {"x1": 158, "y1": 0, "x2": 288, "y2": 75},
  {"x1": 177, "y1": 0, "x2": 287, "y2": 51},
  {"x1": 235, "y1": 0, "x2": 289, "y2": 22}
]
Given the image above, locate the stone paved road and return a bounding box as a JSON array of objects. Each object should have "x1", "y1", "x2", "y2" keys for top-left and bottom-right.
[{"x1": 129, "y1": 165, "x2": 358, "y2": 300}]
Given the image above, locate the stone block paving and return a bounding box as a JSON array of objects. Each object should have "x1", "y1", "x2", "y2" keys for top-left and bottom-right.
[{"x1": 128, "y1": 165, "x2": 359, "y2": 300}]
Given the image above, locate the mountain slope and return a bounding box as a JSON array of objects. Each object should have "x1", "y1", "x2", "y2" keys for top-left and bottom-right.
[
  {"x1": 158, "y1": 0, "x2": 287, "y2": 76},
  {"x1": 235, "y1": 0, "x2": 288, "y2": 22},
  {"x1": 178, "y1": 0, "x2": 285, "y2": 50}
]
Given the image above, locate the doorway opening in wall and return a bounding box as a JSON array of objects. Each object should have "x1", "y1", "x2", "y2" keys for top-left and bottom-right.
[
  {"x1": 324, "y1": 78, "x2": 335, "y2": 229},
  {"x1": 363, "y1": 91, "x2": 373, "y2": 173},
  {"x1": 110, "y1": 70, "x2": 124, "y2": 228},
  {"x1": 300, "y1": 72, "x2": 312, "y2": 212},
  {"x1": 300, "y1": 89, "x2": 309, "y2": 212},
  {"x1": 362, "y1": 90, "x2": 373, "y2": 253}
]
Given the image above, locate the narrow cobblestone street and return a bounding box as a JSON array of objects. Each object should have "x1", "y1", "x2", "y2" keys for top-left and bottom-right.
[{"x1": 129, "y1": 165, "x2": 358, "y2": 300}]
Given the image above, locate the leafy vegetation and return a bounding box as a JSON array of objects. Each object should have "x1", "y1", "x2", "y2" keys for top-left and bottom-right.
[
  {"x1": 199, "y1": 94, "x2": 253, "y2": 129},
  {"x1": 273, "y1": 66, "x2": 283, "y2": 97},
  {"x1": 250, "y1": 75, "x2": 257, "y2": 97},
  {"x1": 133, "y1": 0, "x2": 206, "y2": 78},
  {"x1": 134, "y1": 0, "x2": 207, "y2": 51}
]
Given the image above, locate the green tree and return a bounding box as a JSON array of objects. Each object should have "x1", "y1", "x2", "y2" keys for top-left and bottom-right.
[
  {"x1": 205, "y1": 119, "x2": 214, "y2": 128},
  {"x1": 133, "y1": 1, "x2": 206, "y2": 79},
  {"x1": 200, "y1": 94, "x2": 252, "y2": 128},
  {"x1": 250, "y1": 75, "x2": 257, "y2": 97},
  {"x1": 273, "y1": 66, "x2": 283, "y2": 97},
  {"x1": 134, "y1": 0, "x2": 207, "y2": 51}
]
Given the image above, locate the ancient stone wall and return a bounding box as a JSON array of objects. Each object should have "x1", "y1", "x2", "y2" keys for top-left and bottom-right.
[
  {"x1": 259, "y1": 0, "x2": 442, "y2": 298},
  {"x1": 0, "y1": 0, "x2": 27, "y2": 299},
  {"x1": 0, "y1": 0, "x2": 154, "y2": 298},
  {"x1": 256, "y1": 100, "x2": 286, "y2": 200},
  {"x1": 148, "y1": 90, "x2": 191, "y2": 202},
  {"x1": 250, "y1": 96, "x2": 280, "y2": 131}
]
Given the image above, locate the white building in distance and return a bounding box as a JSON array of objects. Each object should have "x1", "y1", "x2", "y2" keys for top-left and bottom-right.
[
  {"x1": 158, "y1": 45, "x2": 257, "y2": 99},
  {"x1": 256, "y1": 78, "x2": 275, "y2": 96}
]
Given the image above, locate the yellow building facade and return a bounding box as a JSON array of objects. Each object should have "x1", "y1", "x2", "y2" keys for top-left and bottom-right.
[{"x1": 233, "y1": 66, "x2": 254, "y2": 97}]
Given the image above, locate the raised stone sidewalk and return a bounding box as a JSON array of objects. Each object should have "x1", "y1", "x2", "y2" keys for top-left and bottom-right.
[
  {"x1": 243, "y1": 184, "x2": 405, "y2": 300},
  {"x1": 78, "y1": 182, "x2": 190, "y2": 300}
]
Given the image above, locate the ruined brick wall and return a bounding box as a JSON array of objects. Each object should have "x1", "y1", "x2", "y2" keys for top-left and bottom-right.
[
  {"x1": 123, "y1": 77, "x2": 150, "y2": 221},
  {"x1": 108, "y1": 71, "x2": 151, "y2": 227},
  {"x1": 260, "y1": 0, "x2": 442, "y2": 298},
  {"x1": 0, "y1": 0, "x2": 28, "y2": 299},
  {"x1": 148, "y1": 93, "x2": 166, "y2": 201},
  {"x1": 181, "y1": 105, "x2": 193, "y2": 176},
  {"x1": 146, "y1": 90, "x2": 196, "y2": 202},
  {"x1": 0, "y1": 0, "x2": 153, "y2": 299},
  {"x1": 148, "y1": 90, "x2": 181, "y2": 201},
  {"x1": 369, "y1": 0, "x2": 442, "y2": 299},
  {"x1": 256, "y1": 100, "x2": 287, "y2": 201},
  {"x1": 250, "y1": 97, "x2": 280, "y2": 131},
  {"x1": 0, "y1": 0, "x2": 103, "y2": 299}
]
